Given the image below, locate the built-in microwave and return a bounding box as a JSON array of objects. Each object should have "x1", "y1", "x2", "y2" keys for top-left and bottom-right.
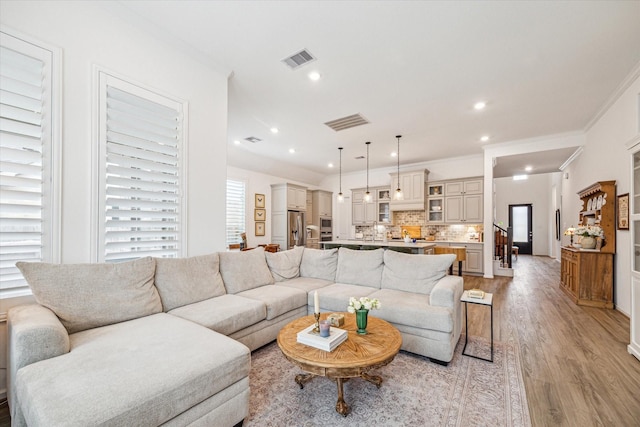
[{"x1": 320, "y1": 217, "x2": 332, "y2": 231}]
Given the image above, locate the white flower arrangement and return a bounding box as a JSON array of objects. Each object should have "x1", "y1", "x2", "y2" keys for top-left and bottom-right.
[
  {"x1": 347, "y1": 296, "x2": 381, "y2": 313},
  {"x1": 575, "y1": 225, "x2": 604, "y2": 238}
]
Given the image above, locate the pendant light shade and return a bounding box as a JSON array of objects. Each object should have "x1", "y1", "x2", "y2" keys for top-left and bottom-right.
[
  {"x1": 337, "y1": 147, "x2": 344, "y2": 203},
  {"x1": 363, "y1": 142, "x2": 372, "y2": 203},
  {"x1": 394, "y1": 135, "x2": 404, "y2": 201}
]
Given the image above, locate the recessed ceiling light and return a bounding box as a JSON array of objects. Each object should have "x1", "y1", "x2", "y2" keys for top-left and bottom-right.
[
  {"x1": 233, "y1": 140, "x2": 241, "y2": 145},
  {"x1": 480, "y1": 135, "x2": 490, "y2": 142},
  {"x1": 474, "y1": 101, "x2": 486, "y2": 110},
  {"x1": 391, "y1": 151, "x2": 397, "y2": 157},
  {"x1": 525, "y1": 165, "x2": 533, "y2": 172},
  {"x1": 308, "y1": 71, "x2": 321, "y2": 81},
  {"x1": 328, "y1": 163, "x2": 334, "y2": 168},
  {"x1": 289, "y1": 148, "x2": 295, "y2": 154},
  {"x1": 270, "y1": 127, "x2": 279, "y2": 134}
]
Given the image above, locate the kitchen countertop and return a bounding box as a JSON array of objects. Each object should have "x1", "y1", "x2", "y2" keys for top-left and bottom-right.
[
  {"x1": 387, "y1": 239, "x2": 484, "y2": 245},
  {"x1": 323, "y1": 240, "x2": 436, "y2": 249}
]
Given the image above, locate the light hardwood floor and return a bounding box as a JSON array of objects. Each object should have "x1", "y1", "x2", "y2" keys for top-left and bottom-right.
[
  {"x1": 463, "y1": 254, "x2": 640, "y2": 426},
  {"x1": 1, "y1": 255, "x2": 638, "y2": 426}
]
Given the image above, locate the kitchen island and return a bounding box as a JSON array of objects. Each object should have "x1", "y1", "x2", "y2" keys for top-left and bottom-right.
[{"x1": 321, "y1": 240, "x2": 436, "y2": 254}]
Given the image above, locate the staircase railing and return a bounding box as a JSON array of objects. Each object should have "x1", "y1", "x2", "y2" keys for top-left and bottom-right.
[{"x1": 493, "y1": 224, "x2": 513, "y2": 269}]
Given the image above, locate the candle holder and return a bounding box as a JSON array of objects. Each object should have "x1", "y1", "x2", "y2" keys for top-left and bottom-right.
[{"x1": 313, "y1": 312, "x2": 320, "y2": 333}]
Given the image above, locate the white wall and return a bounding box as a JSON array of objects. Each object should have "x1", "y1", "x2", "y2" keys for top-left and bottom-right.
[
  {"x1": 494, "y1": 173, "x2": 561, "y2": 257},
  {"x1": 562, "y1": 69, "x2": 640, "y2": 315},
  {"x1": 227, "y1": 166, "x2": 320, "y2": 247},
  {"x1": 0, "y1": 0, "x2": 229, "y2": 397}
]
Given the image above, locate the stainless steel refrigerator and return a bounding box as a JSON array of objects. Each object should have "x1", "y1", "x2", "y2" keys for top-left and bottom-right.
[{"x1": 288, "y1": 211, "x2": 306, "y2": 249}]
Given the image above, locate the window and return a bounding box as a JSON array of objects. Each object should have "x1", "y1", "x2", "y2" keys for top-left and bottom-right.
[
  {"x1": 226, "y1": 179, "x2": 246, "y2": 247},
  {"x1": 0, "y1": 31, "x2": 59, "y2": 298},
  {"x1": 97, "y1": 72, "x2": 185, "y2": 262}
]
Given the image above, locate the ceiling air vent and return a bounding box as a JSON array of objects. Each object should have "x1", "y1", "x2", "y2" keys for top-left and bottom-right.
[
  {"x1": 244, "y1": 136, "x2": 262, "y2": 143},
  {"x1": 282, "y1": 49, "x2": 316, "y2": 69},
  {"x1": 324, "y1": 113, "x2": 369, "y2": 132}
]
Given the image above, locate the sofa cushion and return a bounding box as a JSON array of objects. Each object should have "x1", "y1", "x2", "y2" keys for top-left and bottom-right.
[
  {"x1": 382, "y1": 251, "x2": 456, "y2": 295},
  {"x1": 276, "y1": 276, "x2": 334, "y2": 293},
  {"x1": 219, "y1": 247, "x2": 274, "y2": 293},
  {"x1": 299, "y1": 248, "x2": 338, "y2": 281},
  {"x1": 312, "y1": 283, "x2": 379, "y2": 312},
  {"x1": 265, "y1": 246, "x2": 304, "y2": 282},
  {"x1": 335, "y1": 247, "x2": 384, "y2": 288},
  {"x1": 16, "y1": 257, "x2": 160, "y2": 334},
  {"x1": 154, "y1": 253, "x2": 226, "y2": 311},
  {"x1": 14, "y1": 313, "x2": 250, "y2": 427},
  {"x1": 368, "y1": 288, "x2": 454, "y2": 333},
  {"x1": 237, "y1": 285, "x2": 307, "y2": 320},
  {"x1": 168, "y1": 294, "x2": 266, "y2": 335}
]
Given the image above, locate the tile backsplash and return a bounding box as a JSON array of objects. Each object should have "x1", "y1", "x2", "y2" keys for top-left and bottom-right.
[{"x1": 354, "y1": 210, "x2": 484, "y2": 241}]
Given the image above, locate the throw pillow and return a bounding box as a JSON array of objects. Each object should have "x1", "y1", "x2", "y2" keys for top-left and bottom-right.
[
  {"x1": 218, "y1": 246, "x2": 274, "y2": 293},
  {"x1": 265, "y1": 246, "x2": 304, "y2": 282},
  {"x1": 154, "y1": 253, "x2": 226, "y2": 311},
  {"x1": 335, "y1": 247, "x2": 384, "y2": 288},
  {"x1": 382, "y1": 250, "x2": 456, "y2": 294},
  {"x1": 299, "y1": 248, "x2": 338, "y2": 282},
  {"x1": 16, "y1": 257, "x2": 161, "y2": 334}
]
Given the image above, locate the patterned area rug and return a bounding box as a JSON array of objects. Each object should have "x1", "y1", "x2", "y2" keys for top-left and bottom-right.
[{"x1": 245, "y1": 336, "x2": 531, "y2": 426}]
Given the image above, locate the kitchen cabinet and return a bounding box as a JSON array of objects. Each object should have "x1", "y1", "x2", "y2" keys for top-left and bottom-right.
[
  {"x1": 389, "y1": 169, "x2": 429, "y2": 211},
  {"x1": 427, "y1": 182, "x2": 444, "y2": 223},
  {"x1": 312, "y1": 190, "x2": 332, "y2": 217},
  {"x1": 443, "y1": 177, "x2": 483, "y2": 223},
  {"x1": 377, "y1": 188, "x2": 391, "y2": 223},
  {"x1": 306, "y1": 238, "x2": 319, "y2": 249},
  {"x1": 286, "y1": 185, "x2": 307, "y2": 211},
  {"x1": 435, "y1": 242, "x2": 483, "y2": 275},
  {"x1": 352, "y1": 187, "x2": 377, "y2": 225}
]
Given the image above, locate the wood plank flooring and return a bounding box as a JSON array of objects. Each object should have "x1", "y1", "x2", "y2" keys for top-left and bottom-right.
[
  {"x1": 0, "y1": 255, "x2": 638, "y2": 426},
  {"x1": 463, "y1": 255, "x2": 640, "y2": 426}
]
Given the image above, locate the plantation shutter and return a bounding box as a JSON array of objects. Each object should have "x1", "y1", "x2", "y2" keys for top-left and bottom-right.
[
  {"x1": 98, "y1": 73, "x2": 184, "y2": 262},
  {"x1": 0, "y1": 33, "x2": 55, "y2": 298},
  {"x1": 226, "y1": 179, "x2": 246, "y2": 247}
]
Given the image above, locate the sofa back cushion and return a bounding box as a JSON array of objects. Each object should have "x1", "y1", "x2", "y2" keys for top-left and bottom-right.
[
  {"x1": 265, "y1": 246, "x2": 304, "y2": 282},
  {"x1": 335, "y1": 247, "x2": 384, "y2": 288},
  {"x1": 154, "y1": 253, "x2": 226, "y2": 311},
  {"x1": 16, "y1": 257, "x2": 161, "y2": 334},
  {"x1": 299, "y1": 248, "x2": 338, "y2": 282},
  {"x1": 218, "y1": 246, "x2": 274, "y2": 293},
  {"x1": 382, "y1": 250, "x2": 456, "y2": 295}
]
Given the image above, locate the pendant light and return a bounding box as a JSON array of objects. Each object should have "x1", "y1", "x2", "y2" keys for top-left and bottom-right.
[
  {"x1": 337, "y1": 147, "x2": 344, "y2": 203},
  {"x1": 394, "y1": 135, "x2": 404, "y2": 200},
  {"x1": 363, "y1": 141, "x2": 372, "y2": 203}
]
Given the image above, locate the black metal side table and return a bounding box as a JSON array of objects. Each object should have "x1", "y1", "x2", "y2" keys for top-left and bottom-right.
[{"x1": 461, "y1": 290, "x2": 494, "y2": 362}]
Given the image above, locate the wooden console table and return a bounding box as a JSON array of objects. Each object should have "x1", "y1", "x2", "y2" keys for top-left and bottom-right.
[{"x1": 560, "y1": 247, "x2": 614, "y2": 309}]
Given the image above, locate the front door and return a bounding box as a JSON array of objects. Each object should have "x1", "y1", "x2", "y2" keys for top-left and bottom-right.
[{"x1": 509, "y1": 204, "x2": 533, "y2": 255}]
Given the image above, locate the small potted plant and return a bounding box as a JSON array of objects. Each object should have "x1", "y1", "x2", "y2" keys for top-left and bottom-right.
[{"x1": 574, "y1": 225, "x2": 604, "y2": 249}]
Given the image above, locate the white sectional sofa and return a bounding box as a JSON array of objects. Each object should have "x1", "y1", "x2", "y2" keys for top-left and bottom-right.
[{"x1": 8, "y1": 246, "x2": 462, "y2": 427}]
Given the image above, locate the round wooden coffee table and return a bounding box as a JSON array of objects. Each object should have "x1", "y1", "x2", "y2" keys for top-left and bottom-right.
[{"x1": 277, "y1": 312, "x2": 402, "y2": 416}]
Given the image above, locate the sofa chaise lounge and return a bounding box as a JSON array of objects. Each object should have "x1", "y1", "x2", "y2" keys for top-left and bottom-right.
[{"x1": 8, "y1": 246, "x2": 462, "y2": 426}]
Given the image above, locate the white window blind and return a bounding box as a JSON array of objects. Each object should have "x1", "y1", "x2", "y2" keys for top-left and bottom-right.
[
  {"x1": 98, "y1": 73, "x2": 184, "y2": 262},
  {"x1": 226, "y1": 179, "x2": 245, "y2": 247},
  {"x1": 0, "y1": 32, "x2": 57, "y2": 298}
]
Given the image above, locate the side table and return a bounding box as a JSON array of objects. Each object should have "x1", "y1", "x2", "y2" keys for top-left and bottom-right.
[{"x1": 461, "y1": 290, "x2": 493, "y2": 362}]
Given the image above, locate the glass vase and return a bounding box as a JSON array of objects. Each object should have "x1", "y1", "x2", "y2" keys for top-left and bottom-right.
[{"x1": 356, "y1": 309, "x2": 369, "y2": 334}]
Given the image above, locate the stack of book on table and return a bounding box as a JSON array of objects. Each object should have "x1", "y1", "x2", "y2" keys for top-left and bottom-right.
[{"x1": 296, "y1": 324, "x2": 348, "y2": 351}]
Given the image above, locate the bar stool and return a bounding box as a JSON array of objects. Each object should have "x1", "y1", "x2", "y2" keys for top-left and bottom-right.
[{"x1": 512, "y1": 246, "x2": 519, "y2": 260}]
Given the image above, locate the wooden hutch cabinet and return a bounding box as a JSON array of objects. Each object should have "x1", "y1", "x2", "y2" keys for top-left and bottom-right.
[{"x1": 560, "y1": 181, "x2": 616, "y2": 309}]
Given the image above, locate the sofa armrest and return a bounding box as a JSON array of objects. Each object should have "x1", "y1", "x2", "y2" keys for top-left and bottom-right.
[
  {"x1": 429, "y1": 275, "x2": 464, "y2": 308},
  {"x1": 7, "y1": 304, "x2": 70, "y2": 412}
]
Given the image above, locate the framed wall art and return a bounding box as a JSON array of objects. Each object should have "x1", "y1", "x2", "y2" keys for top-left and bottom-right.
[
  {"x1": 617, "y1": 193, "x2": 629, "y2": 230},
  {"x1": 255, "y1": 193, "x2": 265, "y2": 209},
  {"x1": 255, "y1": 221, "x2": 265, "y2": 236},
  {"x1": 254, "y1": 209, "x2": 266, "y2": 221}
]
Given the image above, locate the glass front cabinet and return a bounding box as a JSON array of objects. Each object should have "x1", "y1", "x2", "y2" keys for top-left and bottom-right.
[
  {"x1": 628, "y1": 135, "x2": 640, "y2": 361},
  {"x1": 427, "y1": 183, "x2": 444, "y2": 223}
]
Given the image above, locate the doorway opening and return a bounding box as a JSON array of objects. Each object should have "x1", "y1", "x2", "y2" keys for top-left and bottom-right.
[{"x1": 509, "y1": 204, "x2": 532, "y2": 255}]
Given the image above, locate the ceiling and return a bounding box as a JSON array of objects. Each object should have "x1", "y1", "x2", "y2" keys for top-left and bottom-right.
[{"x1": 118, "y1": 1, "x2": 640, "y2": 181}]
